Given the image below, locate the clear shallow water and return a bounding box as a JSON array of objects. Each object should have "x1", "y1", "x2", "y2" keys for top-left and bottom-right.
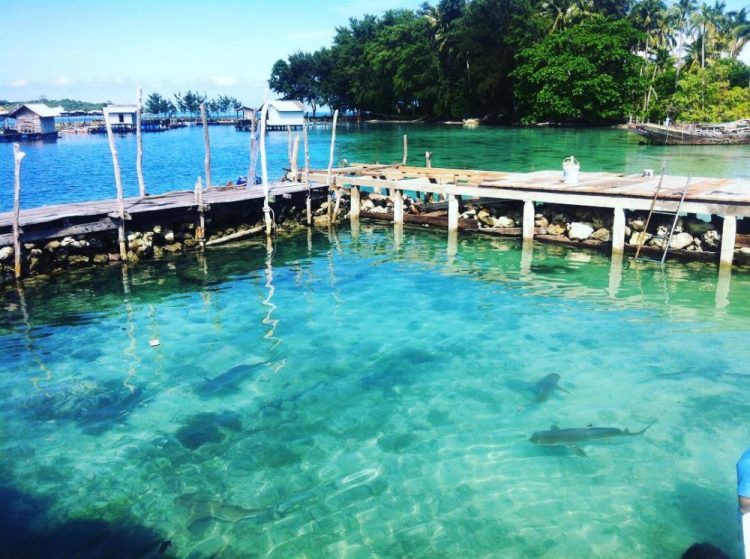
[
  {"x1": 1, "y1": 124, "x2": 748, "y2": 212},
  {"x1": 1, "y1": 226, "x2": 749, "y2": 558}
]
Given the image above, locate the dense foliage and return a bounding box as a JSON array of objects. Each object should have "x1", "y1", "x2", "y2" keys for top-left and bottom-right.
[
  {"x1": 269, "y1": 0, "x2": 750, "y2": 124},
  {"x1": 144, "y1": 92, "x2": 241, "y2": 117}
]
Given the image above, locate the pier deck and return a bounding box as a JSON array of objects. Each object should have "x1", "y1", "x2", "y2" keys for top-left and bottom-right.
[{"x1": 0, "y1": 181, "x2": 322, "y2": 245}]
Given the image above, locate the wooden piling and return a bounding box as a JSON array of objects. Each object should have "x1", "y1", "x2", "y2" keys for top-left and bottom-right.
[
  {"x1": 402, "y1": 134, "x2": 408, "y2": 165},
  {"x1": 612, "y1": 207, "x2": 626, "y2": 254},
  {"x1": 248, "y1": 110, "x2": 257, "y2": 187},
  {"x1": 303, "y1": 121, "x2": 311, "y2": 225},
  {"x1": 720, "y1": 215, "x2": 737, "y2": 266},
  {"x1": 195, "y1": 177, "x2": 206, "y2": 248},
  {"x1": 522, "y1": 200, "x2": 535, "y2": 240},
  {"x1": 350, "y1": 186, "x2": 361, "y2": 220},
  {"x1": 260, "y1": 91, "x2": 272, "y2": 236},
  {"x1": 200, "y1": 103, "x2": 211, "y2": 188},
  {"x1": 425, "y1": 151, "x2": 432, "y2": 168},
  {"x1": 103, "y1": 108, "x2": 128, "y2": 260},
  {"x1": 447, "y1": 194, "x2": 459, "y2": 232},
  {"x1": 290, "y1": 135, "x2": 300, "y2": 180},
  {"x1": 327, "y1": 110, "x2": 340, "y2": 221},
  {"x1": 393, "y1": 189, "x2": 404, "y2": 224},
  {"x1": 136, "y1": 86, "x2": 145, "y2": 197},
  {"x1": 12, "y1": 143, "x2": 25, "y2": 279}
]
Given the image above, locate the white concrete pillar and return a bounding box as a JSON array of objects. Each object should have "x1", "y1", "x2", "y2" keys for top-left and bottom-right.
[
  {"x1": 448, "y1": 194, "x2": 459, "y2": 232},
  {"x1": 608, "y1": 251, "x2": 623, "y2": 299},
  {"x1": 520, "y1": 239, "x2": 533, "y2": 275},
  {"x1": 716, "y1": 262, "x2": 731, "y2": 310},
  {"x1": 522, "y1": 200, "x2": 535, "y2": 240},
  {"x1": 394, "y1": 223, "x2": 404, "y2": 250},
  {"x1": 612, "y1": 207, "x2": 626, "y2": 254},
  {"x1": 392, "y1": 189, "x2": 404, "y2": 224},
  {"x1": 720, "y1": 215, "x2": 737, "y2": 266},
  {"x1": 350, "y1": 186, "x2": 360, "y2": 219}
]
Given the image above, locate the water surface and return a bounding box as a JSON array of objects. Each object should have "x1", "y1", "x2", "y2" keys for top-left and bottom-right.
[{"x1": 1, "y1": 226, "x2": 748, "y2": 557}]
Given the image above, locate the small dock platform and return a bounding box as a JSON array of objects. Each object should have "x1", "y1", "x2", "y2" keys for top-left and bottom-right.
[{"x1": 0, "y1": 181, "x2": 322, "y2": 245}]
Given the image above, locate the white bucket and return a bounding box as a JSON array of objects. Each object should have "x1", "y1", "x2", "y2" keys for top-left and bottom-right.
[{"x1": 563, "y1": 156, "x2": 580, "y2": 185}]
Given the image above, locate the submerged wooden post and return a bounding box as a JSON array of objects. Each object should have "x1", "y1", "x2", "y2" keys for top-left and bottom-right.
[
  {"x1": 200, "y1": 102, "x2": 211, "y2": 188},
  {"x1": 720, "y1": 215, "x2": 737, "y2": 266},
  {"x1": 612, "y1": 207, "x2": 626, "y2": 254},
  {"x1": 248, "y1": 110, "x2": 257, "y2": 187},
  {"x1": 402, "y1": 134, "x2": 408, "y2": 165},
  {"x1": 350, "y1": 186, "x2": 361, "y2": 220},
  {"x1": 13, "y1": 143, "x2": 25, "y2": 279},
  {"x1": 103, "y1": 108, "x2": 128, "y2": 260},
  {"x1": 260, "y1": 91, "x2": 272, "y2": 236},
  {"x1": 392, "y1": 188, "x2": 404, "y2": 224},
  {"x1": 522, "y1": 200, "x2": 535, "y2": 240},
  {"x1": 327, "y1": 110, "x2": 340, "y2": 220},
  {"x1": 136, "y1": 86, "x2": 145, "y2": 197},
  {"x1": 290, "y1": 135, "x2": 300, "y2": 180},
  {"x1": 195, "y1": 177, "x2": 206, "y2": 248},
  {"x1": 447, "y1": 193, "x2": 459, "y2": 232},
  {"x1": 303, "y1": 121, "x2": 312, "y2": 225}
]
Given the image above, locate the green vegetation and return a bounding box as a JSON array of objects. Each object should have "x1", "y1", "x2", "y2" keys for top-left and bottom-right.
[
  {"x1": 269, "y1": 0, "x2": 750, "y2": 124},
  {"x1": 0, "y1": 98, "x2": 107, "y2": 112}
]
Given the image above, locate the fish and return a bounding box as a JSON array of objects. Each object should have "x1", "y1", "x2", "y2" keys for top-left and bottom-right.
[
  {"x1": 532, "y1": 373, "x2": 569, "y2": 402},
  {"x1": 530, "y1": 422, "x2": 655, "y2": 456},
  {"x1": 197, "y1": 361, "x2": 267, "y2": 398},
  {"x1": 174, "y1": 493, "x2": 266, "y2": 525}
]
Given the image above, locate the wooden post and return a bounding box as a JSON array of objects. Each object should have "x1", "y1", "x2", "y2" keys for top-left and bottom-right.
[
  {"x1": 200, "y1": 102, "x2": 211, "y2": 188},
  {"x1": 720, "y1": 215, "x2": 737, "y2": 266},
  {"x1": 612, "y1": 207, "x2": 626, "y2": 254},
  {"x1": 248, "y1": 110, "x2": 257, "y2": 187},
  {"x1": 103, "y1": 108, "x2": 128, "y2": 260},
  {"x1": 260, "y1": 91, "x2": 272, "y2": 236},
  {"x1": 425, "y1": 151, "x2": 432, "y2": 168},
  {"x1": 448, "y1": 193, "x2": 459, "y2": 232},
  {"x1": 290, "y1": 135, "x2": 300, "y2": 180},
  {"x1": 522, "y1": 200, "x2": 535, "y2": 240},
  {"x1": 327, "y1": 110, "x2": 340, "y2": 220},
  {"x1": 350, "y1": 186, "x2": 361, "y2": 220},
  {"x1": 402, "y1": 134, "x2": 408, "y2": 165},
  {"x1": 136, "y1": 86, "x2": 145, "y2": 197},
  {"x1": 287, "y1": 125, "x2": 292, "y2": 166},
  {"x1": 303, "y1": 120, "x2": 311, "y2": 226},
  {"x1": 393, "y1": 189, "x2": 404, "y2": 224},
  {"x1": 12, "y1": 143, "x2": 25, "y2": 279},
  {"x1": 195, "y1": 177, "x2": 206, "y2": 248}
]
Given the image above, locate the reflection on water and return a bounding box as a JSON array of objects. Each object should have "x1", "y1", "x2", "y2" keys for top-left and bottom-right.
[{"x1": 2, "y1": 225, "x2": 750, "y2": 558}]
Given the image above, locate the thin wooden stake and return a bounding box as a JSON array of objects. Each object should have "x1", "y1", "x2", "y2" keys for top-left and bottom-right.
[
  {"x1": 327, "y1": 110, "x2": 340, "y2": 221},
  {"x1": 136, "y1": 86, "x2": 145, "y2": 197},
  {"x1": 200, "y1": 102, "x2": 211, "y2": 188},
  {"x1": 290, "y1": 135, "x2": 300, "y2": 180},
  {"x1": 425, "y1": 151, "x2": 432, "y2": 168},
  {"x1": 13, "y1": 143, "x2": 25, "y2": 279},
  {"x1": 303, "y1": 120, "x2": 312, "y2": 225},
  {"x1": 260, "y1": 91, "x2": 272, "y2": 236},
  {"x1": 402, "y1": 134, "x2": 408, "y2": 165},
  {"x1": 287, "y1": 125, "x2": 292, "y2": 165},
  {"x1": 103, "y1": 108, "x2": 128, "y2": 260},
  {"x1": 248, "y1": 110, "x2": 257, "y2": 187},
  {"x1": 195, "y1": 177, "x2": 206, "y2": 248}
]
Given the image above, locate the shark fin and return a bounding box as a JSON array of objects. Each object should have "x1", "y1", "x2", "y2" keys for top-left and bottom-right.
[{"x1": 551, "y1": 425, "x2": 560, "y2": 430}]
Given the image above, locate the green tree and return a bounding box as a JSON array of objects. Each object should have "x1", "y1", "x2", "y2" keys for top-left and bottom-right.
[{"x1": 513, "y1": 16, "x2": 645, "y2": 123}]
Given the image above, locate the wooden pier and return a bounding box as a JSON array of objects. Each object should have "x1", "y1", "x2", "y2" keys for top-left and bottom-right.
[
  {"x1": 303, "y1": 163, "x2": 750, "y2": 266},
  {"x1": 0, "y1": 181, "x2": 323, "y2": 246}
]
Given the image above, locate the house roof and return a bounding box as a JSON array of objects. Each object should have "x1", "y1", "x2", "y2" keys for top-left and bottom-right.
[
  {"x1": 105, "y1": 104, "x2": 138, "y2": 114},
  {"x1": 266, "y1": 100, "x2": 304, "y2": 113},
  {"x1": 7, "y1": 103, "x2": 61, "y2": 118}
]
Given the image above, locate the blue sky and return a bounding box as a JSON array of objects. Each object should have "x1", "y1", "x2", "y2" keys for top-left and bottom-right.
[{"x1": 2, "y1": 0, "x2": 748, "y2": 106}]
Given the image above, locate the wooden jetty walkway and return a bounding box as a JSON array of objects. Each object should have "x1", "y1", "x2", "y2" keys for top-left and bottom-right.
[
  {"x1": 0, "y1": 181, "x2": 322, "y2": 246},
  {"x1": 305, "y1": 163, "x2": 750, "y2": 266}
]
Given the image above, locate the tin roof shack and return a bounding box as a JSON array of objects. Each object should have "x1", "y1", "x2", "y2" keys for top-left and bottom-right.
[
  {"x1": 105, "y1": 104, "x2": 138, "y2": 132},
  {"x1": 263, "y1": 100, "x2": 304, "y2": 130},
  {"x1": 7, "y1": 104, "x2": 60, "y2": 139}
]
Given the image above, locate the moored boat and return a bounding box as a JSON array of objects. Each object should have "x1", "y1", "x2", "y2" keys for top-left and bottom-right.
[{"x1": 629, "y1": 119, "x2": 750, "y2": 145}]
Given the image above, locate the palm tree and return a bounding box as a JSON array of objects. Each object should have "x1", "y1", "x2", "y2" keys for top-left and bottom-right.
[
  {"x1": 540, "y1": 0, "x2": 593, "y2": 33},
  {"x1": 727, "y1": 8, "x2": 750, "y2": 58},
  {"x1": 690, "y1": 1, "x2": 727, "y2": 68}
]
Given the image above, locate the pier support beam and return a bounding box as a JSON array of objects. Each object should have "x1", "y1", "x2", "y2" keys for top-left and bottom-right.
[
  {"x1": 448, "y1": 194, "x2": 459, "y2": 232},
  {"x1": 612, "y1": 207, "x2": 626, "y2": 254},
  {"x1": 350, "y1": 186, "x2": 360, "y2": 220},
  {"x1": 522, "y1": 200, "x2": 535, "y2": 240},
  {"x1": 392, "y1": 189, "x2": 404, "y2": 224},
  {"x1": 720, "y1": 215, "x2": 737, "y2": 266}
]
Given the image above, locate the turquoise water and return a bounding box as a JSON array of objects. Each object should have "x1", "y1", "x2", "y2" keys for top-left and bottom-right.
[
  {"x1": 1, "y1": 124, "x2": 748, "y2": 212},
  {"x1": 2, "y1": 226, "x2": 749, "y2": 557}
]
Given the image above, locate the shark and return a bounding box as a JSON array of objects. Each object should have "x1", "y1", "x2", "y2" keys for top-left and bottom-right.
[{"x1": 530, "y1": 422, "x2": 655, "y2": 456}]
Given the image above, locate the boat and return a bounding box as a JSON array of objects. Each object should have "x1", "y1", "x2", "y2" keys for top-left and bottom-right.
[
  {"x1": 462, "y1": 118, "x2": 480, "y2": 127},
  {"x1": 628, "y1": 119, "x2": 750, "y2": 145}
]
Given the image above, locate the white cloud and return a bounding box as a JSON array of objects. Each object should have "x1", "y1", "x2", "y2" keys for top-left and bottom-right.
[
  {"x1": 9, "y1": 78, "x2": 27, "y2": 88},
  {"x1": 210, "y1": 76, "x2": 237, "y2": 87},
  {"x1": 54, "y1": 75, "x2": 70, "y2": 86}
]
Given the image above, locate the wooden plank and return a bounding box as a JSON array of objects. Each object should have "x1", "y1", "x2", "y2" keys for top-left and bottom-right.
[{"x1": 0, "y1": 217, "x2": 116, "y2": 245}]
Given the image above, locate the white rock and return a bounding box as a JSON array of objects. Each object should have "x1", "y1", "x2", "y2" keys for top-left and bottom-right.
[
  {"x1": 702, "y1": 229, "x2": 720, "y2": 249},
  {"x1": 61, "y1": 236, "x2": 76, "y2": 247},
  {"x1": 669, "y1": 232, "x2": 694, "y2": 250},
  {"x1": 361, "y1": 199, "x2": 375, "y2": 211},
  {"x1": 629, "y1": 217, "x2": 646, "y2": 232},
  {"x1": 629, "y1": 231, "x2": 651, "y2": 246},
  {"x1": 164, "y1": 229, "x2": 175, "y2": 244},
  {"x1": 568, "y1": 222, "x2": 594, "y2": 241},
  {"x1": 0, "y1": 246, "x2": 13, "y2": 261},
  {"x1": 590, "y1": 228, "x2": 611, "y2": 242},
  {"x1": 494, "y1": 216, "x2": 515, "y2": 228}
]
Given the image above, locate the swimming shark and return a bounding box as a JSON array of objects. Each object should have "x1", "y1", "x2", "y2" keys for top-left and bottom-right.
[
  {"x1": 196, "y1": 361, "x2": 268, "y2": 399},
  {"x1": 532, "y1": 373, "x2": 569, "y2": 402},
  {"x1": 530, "y1": 422, "x2": 654, "y2": 456}
]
